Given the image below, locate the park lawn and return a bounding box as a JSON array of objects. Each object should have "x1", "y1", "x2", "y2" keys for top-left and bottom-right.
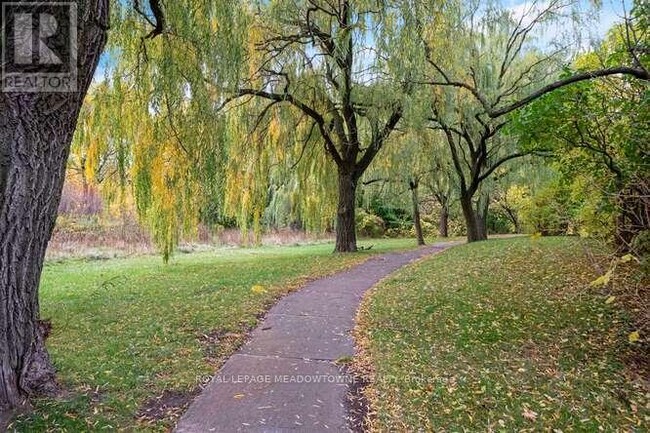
[
  {"x1": 355, "y1": 237, "x2": 647, "y2": 432},
  {"x1": 10, "y1": 238, "x2": 430, "y2": 432}
]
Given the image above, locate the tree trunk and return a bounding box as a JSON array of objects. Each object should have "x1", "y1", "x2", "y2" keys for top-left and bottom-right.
[
  {"x1": 476, "y1": 194, "x2": 489, "y2": 241},
  {"x1": 0, "y1": 0, "x2": 108, "y2": 409},
  {"x1": 460, "y1": 193, "x2": 487, "y2": 242},
  {"x1": 439, "y1": 204, "x2": 449, "y2": 238},
  {"x1": 502, "y1": 207, "x2": 521, "y2": 234},
  {"x1": 410, "y1": 181, "x2": 425, "y2": 246},
  {"x1": 334, "y1": 170, "x2": 358, "y2": 252},
  {"x1": 476, "y1": 212, "x2": 487, "y2": 240},
  {"x1": 615, "y1": 180, "x2": 650, "y2": 252}
]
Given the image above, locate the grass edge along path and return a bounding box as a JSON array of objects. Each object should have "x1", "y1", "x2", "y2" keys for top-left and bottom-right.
[
  {"x1": 174, "y1": 243, "x2": 458, "y2": 432},
  {"x1": 9, "y1": 238, "x2": 433, "y2": 432},
  {"x1": 353, "y1": 237, "x2": 647, "y2": 432}
]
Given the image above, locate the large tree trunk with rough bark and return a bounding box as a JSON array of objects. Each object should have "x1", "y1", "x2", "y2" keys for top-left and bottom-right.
[
  {"x1": 460, "y1": 193, "x2": 487, "y2": 243},
  {"x1": 476, "y1": 212, "x2": 488, "y2": 240},
  {"x1": 335, "y1": 170, "x2": 358, "y2": 252},
  {"x1": 0, "y1": 0, "x2": 108, "y2": 410},
  {"x1": 409, "y1": 181, "x2": 425, "y2": 246},
  {"x1": 439, "y1": 204, "x2": 449, "y2": 238},
  {"x1": 476, "y1": 194, "x2": 489, "y2": 241}
]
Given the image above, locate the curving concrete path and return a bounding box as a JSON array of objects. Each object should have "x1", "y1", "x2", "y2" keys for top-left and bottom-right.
[{"x1": 175, "y1": 243, "x2": 457, "y2": 433}]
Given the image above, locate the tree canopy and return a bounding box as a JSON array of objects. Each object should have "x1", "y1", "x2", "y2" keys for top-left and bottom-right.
[{"x1": 69, "y1": 0, "x2": 650, "y2": 255}]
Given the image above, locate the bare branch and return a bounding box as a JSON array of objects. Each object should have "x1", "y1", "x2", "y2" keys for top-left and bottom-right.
[{"x1": 488, "y1": 66, "x2": 650, "y2": 118}]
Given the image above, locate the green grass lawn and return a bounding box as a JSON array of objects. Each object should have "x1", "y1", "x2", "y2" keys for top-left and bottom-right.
[
  {"x1": 10, "y1": 238, "x2": 430, "y2": 432},
  {"x1": 355, "y1": 237, "x2": 647, "y2": 432}
]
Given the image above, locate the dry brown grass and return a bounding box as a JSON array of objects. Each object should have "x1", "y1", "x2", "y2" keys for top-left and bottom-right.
[{"x1": 47, "y1": 216, "x2": 335, "y2": 261}]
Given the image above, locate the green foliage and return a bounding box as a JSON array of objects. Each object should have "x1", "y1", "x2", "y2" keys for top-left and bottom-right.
[
  {"x1": 446, "y1": 216, "x2": 467, "y2": 237},
  {"x1": 510, "y1": 16, "x2": 649, "y2": 243},
  {"x1": 368, "y1": 197, "x2": 411, "y2": 230},
  {"x1": 486, "y1": 210, "x2": 513, "y2": 234},
  {"x1": 407, "y1": 219, "x2": 438, "y2": 238},
  {"x1": 520, "y1": 180, "x2": 575, "y2": 236},
  {"x1": 356, "y1": 210, "x2": 386, "y2": 239},
  {"x1": 570, "y1": 175, "x2": 617, "y2": 238},
  {"x1": 632, "y1": 230, "x2": 650, "y2": 275},
  {"x1": 632, "y1": 230, "x2": 650, "y2": 257}
]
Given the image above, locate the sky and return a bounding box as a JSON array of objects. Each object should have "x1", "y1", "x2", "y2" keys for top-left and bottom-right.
[
  {"x1": 504, "y1": 0, "x2": 633, "y2": 41},
  {"x1": 594, "y1": 0, "x2": 634, "y2": 35}
]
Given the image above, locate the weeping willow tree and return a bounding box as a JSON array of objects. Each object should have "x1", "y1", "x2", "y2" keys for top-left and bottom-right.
[
  {"x1": 216, "y1": 0, "x2": 426, "y2": 252},
  {"x1": 70, "y1": 1, "x2": 250, "y2": 260},
  {"x1": 418, "y1": 0, "x2": 573, "y2": 241},
  {"x1": 72, "y1": 71, "x2": 227, "y2": 261},
  {"x1": 221, "y1": 100, "x2": 339, "y2": 243},
  {"x1": 409, "y1": 0, "x2": 648, "y2": 242},
  {"x1": 430, "y1": 88, "x2": 527, "y2": 241},
  {"x1": 86, "y1": 0, "x2": 429, "y2": 255},
  {"x1": 361, "y1": 128, "x2": 441, "y2": 245},
  {"x1": 69, "y1": 81, "x2": 134, "y2": 209}
]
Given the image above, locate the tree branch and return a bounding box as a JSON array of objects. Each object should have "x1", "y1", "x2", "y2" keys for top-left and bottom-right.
[
  {"x1": 228, "y1": 89, "x2": 344, "y2": 167},
  {"x1": 489, "y1": 66, "x2": 649, "y2": 118},
  {"x1": 356, "y1": 106, "x2": 402, "y2": 175},
  {"x1": 477, "y1": 152, "x2": 530, "y2": 184}
]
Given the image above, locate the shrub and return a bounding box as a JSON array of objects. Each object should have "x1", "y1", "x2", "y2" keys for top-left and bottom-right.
[
  {"x1": 368, "y1": 197, "x2": 410, "y2": 229},
  {"x1": 58, "y1": 182, "x2": 103, "y2": 216},
  {"x1": 356, "y1": 209, "x2": 386, "y2": 238},
  {"x1": 487, "y1": 209, "x2": 514, "y2": 234},
  {"x1": 521, "y1": 182, "x2": 574, "y2": 235}
]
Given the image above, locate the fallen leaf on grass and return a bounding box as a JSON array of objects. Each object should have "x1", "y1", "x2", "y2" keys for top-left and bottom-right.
[
  {"x1": 522, "y1": 408, "x2": 538, "y2": 421},
  {"x1": 590, "y1": 270, "x2": 613, "y2": 288},
  {"x1": 251, "y1": 285, "x2": 267, "y2": 294},
  {"x1": 619, "y1": 254, "x2": 636, "y2": 263}
]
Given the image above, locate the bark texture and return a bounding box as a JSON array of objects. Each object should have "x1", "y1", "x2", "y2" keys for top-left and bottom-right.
[
  {"x1": 0, "y1": 0, "x2": 109, "y2": 409},
  {"x1": 476, "y1": 193, "x2": 489, "y2": 241},
  {"x1": 335, "y1": 171, "x2": 358, "y2": 253},
  {"x1": 438, "y1": 204, "x2": 449, "y2": 238},
  {"x1": 460, "y1": 194, "x2": 488, "y2": 242}
]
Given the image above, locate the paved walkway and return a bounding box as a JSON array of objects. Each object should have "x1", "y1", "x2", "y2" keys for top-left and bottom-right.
[{"x1": 175, "y1": 243, "x2": 456, "y2": 433}]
